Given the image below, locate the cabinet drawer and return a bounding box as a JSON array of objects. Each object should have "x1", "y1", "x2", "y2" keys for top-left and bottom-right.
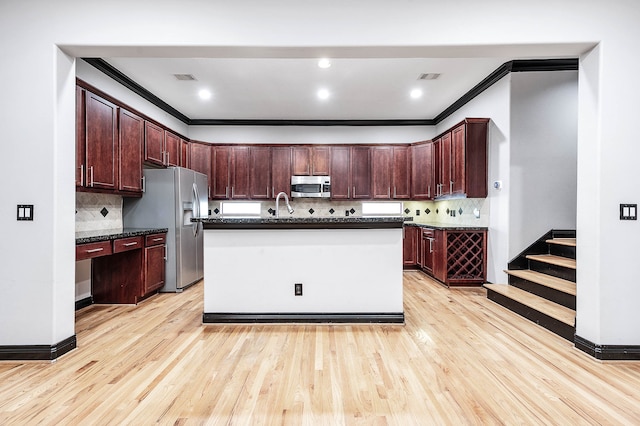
[
  {"x1": 422, "y1": 228, "x2": 435, "y2": 238},
  {"x1": 113, "y1": 236, "x2": 144, "y2": 253},
  {"x1": 76, "y1": 240, "x2": 112, "y2": 260},
  {"x1": 145, "y1": 233, "x2": 166, "y2": 246}
]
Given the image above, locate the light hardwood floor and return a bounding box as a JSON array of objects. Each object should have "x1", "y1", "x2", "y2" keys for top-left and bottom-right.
[{"x1": 2, "y1": 271, "x2": 640, "y2": 425}]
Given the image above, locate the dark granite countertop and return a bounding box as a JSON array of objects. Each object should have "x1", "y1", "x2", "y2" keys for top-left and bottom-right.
[
  {"x1": 404, "y1": 222, "x2": 488, "y2": 231},
  {"x1": 195, "y1": 216, "x2": 406, "y2": 230},
  {"x1": 76, "y1": 227, "x2": 169, "y2": 244}
]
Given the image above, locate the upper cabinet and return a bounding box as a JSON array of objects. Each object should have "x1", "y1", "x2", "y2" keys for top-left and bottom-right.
[
  {"x1": 144, "y1": 121, "x2": 165, "y2": 167},
  {"x1": 350, "y1": 146, "x2": 372, "y2": 199},
  {"x1": 180, "y1": 139, "x2": 190, "y2": 169},
  {"x1": 230, "y1": 146, "x2": 250, "y2": 199},
  {"x1": 411, "y1": 142, "x2": 435, "y2": 200},
  {"x1": 190, "y1": 142, "x2": 212, "y2": 198},
  {"x1": 330, "y1": 146, "x2": 351, "y2": 199},
  {"x1": 372, "y1": 146, "x2": 411, "y2": 199},
  {"x1": 271, "y1": 146, "x2": 292, "y2": 197},
  {"x1": 248, "y1": 146, "x2": 272, "y2": 199},
  {"x1": 435, "y1": 118, "x2": 489, "y2": 199},
  {"x1": 292, "y1": 146, "x2": 330, "y2": 176},
  {"x1": 117, "y1": 108, "x2": 144, "y2": 193},
  {"x1": 164, "y1": 131, "x2": 181, "y2": 167}
]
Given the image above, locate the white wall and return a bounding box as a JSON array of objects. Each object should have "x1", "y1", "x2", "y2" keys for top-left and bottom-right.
[
  {"x1": 1, "y1": 0, "x2": 640, "y2": 348},
  {"x1": 509, "y1": 71, "x2": 578, "y2": 256}
]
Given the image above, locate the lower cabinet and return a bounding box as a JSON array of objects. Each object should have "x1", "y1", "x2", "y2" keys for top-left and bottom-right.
[
  {"x1": 84, "y1": 232, "x2": 167, "y2": 304},
  {"x1": 403, "y1": 225, "x2": 487, "y2": 286}
]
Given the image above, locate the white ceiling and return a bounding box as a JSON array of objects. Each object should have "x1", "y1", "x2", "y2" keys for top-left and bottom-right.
[{"x1": 103, "y1": 56, "x2": 512, "y2": 121}]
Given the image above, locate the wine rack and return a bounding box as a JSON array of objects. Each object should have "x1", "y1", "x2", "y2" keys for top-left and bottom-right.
[{"x1": 445, "y1": 230, "x2": 487, "y2": 286}]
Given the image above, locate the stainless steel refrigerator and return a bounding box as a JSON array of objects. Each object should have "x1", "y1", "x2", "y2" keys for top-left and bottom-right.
[{"x1": 123, "y1": 167, "x2": 208, "y2": 292}]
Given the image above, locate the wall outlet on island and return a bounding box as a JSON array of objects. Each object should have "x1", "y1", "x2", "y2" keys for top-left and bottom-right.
[{"x1": 294, "y1": 283, "x2": 303, "y2": 296}]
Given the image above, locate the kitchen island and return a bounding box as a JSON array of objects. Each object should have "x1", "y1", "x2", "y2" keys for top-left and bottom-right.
[{"x1": 197, "y1": 217, "x2": 405, "y2": 323}]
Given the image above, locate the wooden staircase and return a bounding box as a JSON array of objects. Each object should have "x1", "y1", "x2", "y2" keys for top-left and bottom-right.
[{"x1": 484, "y1": 230, "x2": 576, "y2": 341}]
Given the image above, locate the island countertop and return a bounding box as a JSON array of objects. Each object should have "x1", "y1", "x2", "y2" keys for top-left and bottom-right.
[
  {"x1": 75, "y1": 227, "x2": 169, "y2": 244},
  {"x1": 405, "y1": 222, "x2": 488, "y2": 231},
  {"x1": 195, "y1": 216, "x2": 405, "y2": 229}
]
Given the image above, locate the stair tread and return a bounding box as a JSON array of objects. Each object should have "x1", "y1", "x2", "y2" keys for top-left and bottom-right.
[
  {"x1": 505, "y1": 269, "x2": 576, "y2": 296},
  {"x1": 526, "y1": 254, "x2": 576, "y2": 270},
  {"x1": 484, "y1": 283, "x2": 575, "y2": 326},
  {"x1": 546, "y1": 238, "x2": 576, "y2": 247}
]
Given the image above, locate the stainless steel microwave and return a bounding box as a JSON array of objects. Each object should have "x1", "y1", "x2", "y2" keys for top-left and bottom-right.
[{"x1": 291, "y1": 175, "x2": 331, "y2": 198}]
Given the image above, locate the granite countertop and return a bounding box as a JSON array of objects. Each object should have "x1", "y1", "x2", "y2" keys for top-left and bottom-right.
[
  {"x1": 405, "y1": 222, "x2": 488, "y2": 231},
  {"x1": 76, "y1": 227, "x2": 169, "y2": 244},
  {"x1": 195, "y1": 216, "x2": 406, "y2": 229}
]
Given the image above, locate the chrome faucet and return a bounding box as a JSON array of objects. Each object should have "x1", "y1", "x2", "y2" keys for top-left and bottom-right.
[{"x1": 275, "y1": 191, "x2": 294, "y2": 218}]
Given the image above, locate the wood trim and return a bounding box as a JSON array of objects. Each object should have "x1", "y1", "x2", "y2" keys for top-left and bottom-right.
[
  {"x1": 0, "y1": 335, "x2": 77, "y2": 361},
  {"x1": 202, "y1": 312, "x2": 405, "y2": 324},
  {"x1": 84, "y1": 58, "x2": 577, "y2": 127},
  {"x1": 574, "y1": 335, "x2": 640, "y2": 361}
]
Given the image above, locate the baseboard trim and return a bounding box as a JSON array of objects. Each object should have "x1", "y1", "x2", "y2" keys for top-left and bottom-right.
[
  {"x1": 75, "y1": 296, "x2": 93, "y2": 311},
  {"x1": 0, "y1": 335, "x2": 77, "y2": 361},
  {"x1": 574, "y1": 335, "x2": 640, "y2": 360},
  {"x1": 203, "y1": 312, "x2": 405, "y2": 324}
]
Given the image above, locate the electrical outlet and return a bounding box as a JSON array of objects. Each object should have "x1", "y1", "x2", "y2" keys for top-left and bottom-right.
[{"x1": 294, "y1": 283, "x2": 303, "y2": 296}]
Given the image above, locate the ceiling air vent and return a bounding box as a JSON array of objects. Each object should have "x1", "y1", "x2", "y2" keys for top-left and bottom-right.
[
  {"x1": 417, "y1": 73, "x2": 441, "y2": 80},
  {"x1": 173, "y1": 74, "x2": 197, "y2": 81}
]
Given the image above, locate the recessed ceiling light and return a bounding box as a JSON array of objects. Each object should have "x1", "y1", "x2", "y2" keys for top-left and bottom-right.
[
  {"x1": 317, "y1": 88, "x2": 330, "y2": 100},
  {"x1": 198, "y1": 89, "x2": 212, "y2": 100},
  {"x1": 318, "y1": 58, "x2": 331, "y2": 69},
  {"x1": 410, "y1": 89, "x2": 423, "y2": 99}
]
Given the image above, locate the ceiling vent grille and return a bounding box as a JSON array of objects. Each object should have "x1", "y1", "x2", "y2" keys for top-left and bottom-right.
[
  {"x1": 417, "y1": 73, "x2": 441, "y2": 80},
  {"x1": 173, "y1": 74, "x2": 197, "y2": 81}
]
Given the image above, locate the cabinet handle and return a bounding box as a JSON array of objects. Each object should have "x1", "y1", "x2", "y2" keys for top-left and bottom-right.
[
  {"x1": 90, "y1": 166, "x2": 94, "y2": 187},
  {"x1": 231, "y1": 187, "x2": 234, "y2": 198},
  {"x1": 450, "y1": 180, "x2": 454, "y2": 193},
  {"x1": 208, "y1": 185, "x2": 211, "y2": 199},
  {"x1": 353, "y1": 186, "x2": 356, "y2": 198},
  {"x1": 388, "y1": 186, "x2": 391, "y2": 198},
  {"x1": 427, "y1": 185, "x2": 430, "y2": 198},
  {"x1": 164, "y1": 246, "x2": 167, "y2": 260},
  {"x1": 123, "y1": 242, "x2": 138, "y2": 247},
  {"x1": 272, "y1": 187, "x2": 275, "y2": 199},
  {"x1": 347, "y1": 186, "x2": 350, "y2": 198},
  {"x1": 393, "y1": 186, "x2": 397, "y2": 198},
  {"x1": 166, "y1": 151, "x2": 170, "y2": 165},
  {"x1": 225, "y1": 186, "x2": 229, "y2": 198},
  {"x1": 267, "y1": 186, "x2": 270, "y2": 198},
  {"x1": 152, "y1": 237, "x2": 163, "y2": 242},
  {"x1": 85, "y1": 248, "x2": 103, "y2": 253},
  {"x1": 80, "y1": 164, "x2": 84, "y2": 186},
  {"x1": 142, "y1": 176, "x2": 146, "y2": 193}
]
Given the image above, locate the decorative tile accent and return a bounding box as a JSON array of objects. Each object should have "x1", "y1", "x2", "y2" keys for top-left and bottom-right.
[
  {"x1": 75, "y1": 192, "x2": 123, "y2": 232},
  {"x1": 404, "y1": 208, "x2": 410, "y2": 214},
  {"x1": 446, "y1": 208, "x2": 450, "y2": 214},
  {"x1": 415, "y1": 210, "x2": 421, "y2": 216},
  {"x1": 426, "y1": 208, "x2": 431, "y2": 214},
  {"x1": 350, "y1": 208, "x2": 356, "y2": 214},
  {"x1": 267, "y1": 208, "x2": 273, "y2": 215},
  {"x1": 214, "y1": 208, "x2": 220, "y2": 214},
  {"x1": 329, "y1": 208, "x2": 335, "y2": 214},
  {"x1": 100, "y1": 207, "x2": 109, "y2": 217},
  {"x1": 308, "y1": 208, "x2": 315, "y2": 215},
  {"x1": 459, "y1": 208, "x2": 463, "y2": 215},
  {"x1": 436, "y1": 209, "x2": 439, "y2": 214}
]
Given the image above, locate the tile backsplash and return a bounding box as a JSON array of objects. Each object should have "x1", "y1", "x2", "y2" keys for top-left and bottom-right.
[{"x1": 75, "y1": 192, "x2": 123, "y2": 232}]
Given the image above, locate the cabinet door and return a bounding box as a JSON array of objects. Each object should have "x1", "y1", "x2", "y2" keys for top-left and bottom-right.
[
  {"x1": 249, "y1": 146, "x2": 271, "y2": 199},
  {"x1": 85, "y1": 91, "x2": 118, "y2": 190},
  {"x1": 190, "y1": 142, "x2": 212, "y2": 198},
  {"x1": 211, "y1": 145, "x2": 230, "y2": 199},
  {"x1": 76, "y1": 87, "x2": 86, "y2": 188},
  {"x1": 411, "y1": 143, "x2": 434, "y2": 199},
  {"x1": 439, "y1": 132, "x2": 452, "y2": 197},
  {"x1": 372, "y1": 146, "x2": 392, "y2": 199},
  {"x1": 292, "y1": 147, "x2": 311, "y2": 175},
  {"x1": 271, "y1": 146, "x2": 292, "y2": 198},
  {"x1": 403, "y1": 226, "x2": 418, "y2": 267},
  {"x1": 330, "y1": 146, "x2": 350, "y2": 199},
  {"x1": 180, "y1": 140, "x2": 190, "y2": 169},
  {"x1": 118, "y1": 108, "x2": 144, "y2": 193},
  {"x1": 451, "y1": 124, "x2": 466, "y2": 195},
  {"x1": 392, "y1": 146, "x2": 411, "y2": 199},
  {"x1": 231, "y1": 146, "x2": 250, "y2": 199},
  {"x1": 422, "y1": 233, "x2": 434, "y2": 274},
  {"x1": 165, "y1": 131, "x2": 181, "y2": 167},
  {"x1": 144, "y1": 121, "x2": 165, "y2": 166},
  {"x1": 144, "y1": 243, "x2": 166, "y2": 295},
  {"x1": 432, "y1": 230, "x2": 447, "y2": 283},
  {"x1": 350, "y1": 146, "x2": 371, "y2": 199},
  {"x1": 311, "y1": 146, "x2": 330, "y2": 175}
]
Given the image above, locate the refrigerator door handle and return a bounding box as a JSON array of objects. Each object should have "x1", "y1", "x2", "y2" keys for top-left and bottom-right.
[{"x1": 192, "y1": 183, "x2": 200, "y2": 237}]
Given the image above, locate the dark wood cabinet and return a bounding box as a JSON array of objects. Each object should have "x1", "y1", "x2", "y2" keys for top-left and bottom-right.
[
  {"x1": 432, "y1": 230, "x2": 447, "y2": 283},
  {"x1": 271, "y1": 146, "x2": 292, "y2": 197},
  {"x1": 180, "y1": 139, "x2": 190, "y2": 169},
  {"x1": 437, "y1": 132, "x2": 452, "y2": 197},
  {"x1": 211, "y1": 145, "x2": 231, "y2": 199},
  {"x1": 350, "y1": 146, "x2": 371, "y2": 199},
  {"x1": 292, "y1": 146, "x2": 330, "y2": 176},
  {"x1": 190, "y1": 142, "x2": 212, "y2": 198},
  {"x1": 330, "y1": 146, "x2": 351, "y2": 199},
  {"x1": 76, "y1": 86, "x2": 86, "y2": 188},
  {"x1": 249, "y1": 146, "x2": 271, "y2": 199},
  {"x1": 231, "y1": 146, "x2": 250, "y2": 199},
  {"x1": 411, "y1": 142, "x2": 435, "y2": 200},
  {"x1": 420, "y1": 228, "x2": 435, "y2": 275},
  {"x1": 143, "y1": 233, "x2": 166, "y2": 296},
  {"x1": 144, "y1": 121, "x2": 165, "y2": 167},
  {"x1": 83, "y1": 90, "x2": 118, "y2": 191},
  {"x1": 165, "y1": 131, "x2": 181, "y2": 167},
  {"x1": 372, "y1": 146, "x2": 411, "y2": 199},
  {"x1": 372, "y1": 146, "x2": 393, "y2": 199},
  {"x1": 403, "y1": 226, "x2": 419, "y2": 267},
  {"x1": 118, "y1": 108, "x2": 144, "y2": 193}
]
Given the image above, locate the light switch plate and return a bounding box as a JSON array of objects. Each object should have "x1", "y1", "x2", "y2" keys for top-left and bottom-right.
[
  {"x1": 620, "y1": 204, "x2": 637, "y2": 220},
  {"x1": 17, "y1": 204, "x2": 34, "y2": 221}
]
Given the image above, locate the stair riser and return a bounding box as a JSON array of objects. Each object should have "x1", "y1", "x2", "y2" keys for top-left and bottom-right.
[
  {"x1": 551, "y1": 230, "x2": 577, "y2": 239},
  {"x1": 528, "y1": 259, "x2": 576, "y2": 282},
  {"x1": 508, "y1": 276, "x2": 576, "y2": 310},
  {"x1": 549, "y1": 244, "x2": 576, "y2": 259},
  {"x1": 486, "y1": 289, "x2": 575, "y2": 341}
]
